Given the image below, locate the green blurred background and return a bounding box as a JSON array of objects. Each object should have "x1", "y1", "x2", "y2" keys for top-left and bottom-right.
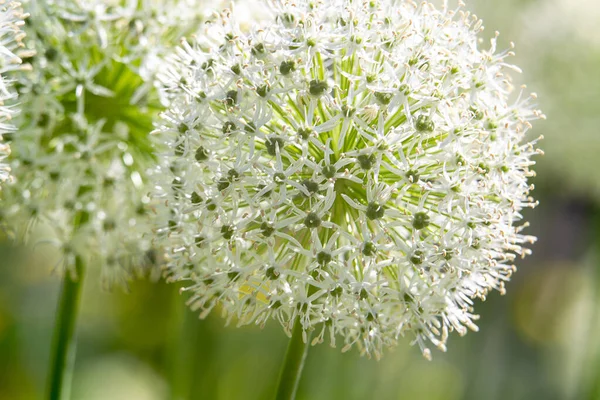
[{"x1": 2, "y1": 0, "x2": 600, "y2": 399}]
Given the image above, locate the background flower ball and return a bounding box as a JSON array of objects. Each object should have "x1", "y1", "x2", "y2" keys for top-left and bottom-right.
[{"x1": 154, "y1": 0, "x2": 543, "y2": 359}]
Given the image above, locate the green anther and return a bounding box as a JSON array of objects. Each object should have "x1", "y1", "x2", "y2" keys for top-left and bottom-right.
[
  {"x1": 487, "y1": 120, "x2": 498, "y2": 130},
  {"x1": 190, "y1": 192, "x2": 203, "y2": 204},
  {"x1": 350, "y1": 35, "x2": 362, "y2": 44},
  {"x1": 273, "y1": 172, "x2": 286, "y2": 184},
  {"x1": 415, "y1": 115, "x2": 435, "y2": 132},
  {"x1": 266, "y1": 137, "x2": 285, "y2": 156},
  {"x1": 362, "y1": 241, "x2": 377, "y2": 257},
  {"x1": 366, "y1": 202, "x2": 385, "y2": 220},
  {"x1": 342, "y1": 105, "x2": 355, "y2": 118},
  {"x1": 383, "y1": 37, "x2": 395, "y2": 49},
  {"x1": 227, "y1": 271, "x2": 240, "y2": 280},
  {"x1": 206, "y1": 200, "x2": 217, "y2": 211},
  {"x1": 103, "y1": 220, "x2": 116, "y2": 231},
  {"x1": 478, "y1": 163, "x2": 490, "y2": 174},
  {"x1": 225, "y1": 89, "x2": 238, "y2": 106},
  {"x1": 469, "y1": 106, "x2": 484, "y2": 120},
  {"x1": 178, "y1": 123, "x2": 189, "y2": 133},
  {"x1": 443, "y1": 249, "x2": 453, "y2": 260},
  {"x1": 231, "y1": 63, "x2": 242, "y2": 75},
  {"x1": 309, "y1": 79, "x2": 328, "y2": 96},
  {"x1": 260, "y1": 222, "x2": 275, "y2": 237},
  {"x1": 374, "y1": 92, "x2": 393, "y2": 105},
  {"x1": 410, "y1": 250, "x2": 424, "y2": 265},
  {"x1": 317, "y1": 251, "x2": 332, "y2": 265},
  {"x1": 270, "y1": 300, "x2": 282, "y2": 309},
  {"x1": 257, "y1": 84, "x2": 270, "y2": 97},
  {"x1": 221, "y1": 225, "x2": 235, "y2": 240},
  {"x1": 357, "y1": 154, "x2": 376, "y2": 170},
  {"x1": 175, "y1": 142, "x2": 185, "y2": 157},
  {"x1": 196, "y1": 91, "x2": 207, "y2": 101},
  {"x1": 251, "y1": 43, "x2": 266, "y2": 56},
  {"x1": 227, "y1": 169, "x2": 240, "y2": 181},
  {"x1": 45, "y1": 47, "x2": 58, "y2": 61},
  {"x1": 302, "y1": 179, "x2": 319, "y2": 195},
  {"x1": 195, "y1": 146, "x2": 209, "y2": 162},
  {"x1": 217, "y1": 179, "x2": 230, "y2": 191},
  {"x1": 280, "y1": 12, "x2": 295, "y2": 25},
  {"x1": 244, "y1": 122, "x2": 256, "y2": 133},
  {"x1": 201, "y1": 59, "x2": 214, "y2": 70},
  {"x1": 266, "y1": 266, "x2": 280, "y2": 280},
  {"x1": 331, "y1": 286, "x2": 342, "y2": 297},
  {"x1": 222, "y1": 121, "x2": 236, "y2": 134},
  {"x1": 405, "y1": 169, "x2": 420, "y2": 183},
  {"x1": 399, "y1": 83, "x2": 410, "y2": 95},
  {"x1": 280, "y1": 60, "x2": 296, "y2": 75},
  {"x1": 298, "y1": 127, "x2": 313, "y2": 140},
  {"x1": 322, "y1": 165, "x2": 337, "y2": 178},
  {"x1": 304, "y1": 212, "x2": 321, "y2": 228},
  {"x1": 257, "y1": 184, "x2": 272, "y2": 197},
  {"x1": 195, "y1": 236, "x2": 206, "y2": 248},
  {"x1": 412, "y1": 212, "x2": 430, "y2": 230},
  {"x1": 171, "y1": 178, "x2": 183, "y2": 191}
]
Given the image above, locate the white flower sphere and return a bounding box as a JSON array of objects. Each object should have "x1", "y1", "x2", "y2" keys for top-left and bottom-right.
[
  {"x1": 0, "y1": 1, "x2": 27, "y2": 187},
  {"x1": 154, "y1": 0, "x2": 543, "y2": 358},
  {"x1": 1, "y1": 0, "x2": 205, "y2": 285}
]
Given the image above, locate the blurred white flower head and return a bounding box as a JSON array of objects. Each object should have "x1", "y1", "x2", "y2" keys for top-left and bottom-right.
[
  {"x1": 0, "y1": 1, "x2": 28, "y2": 187},
  {"x1": 1, "y1": 0, "x2": 205, "y2": 286},
  {"x1": 154, "y1": 0, "x2": 543, "y2": 358}
]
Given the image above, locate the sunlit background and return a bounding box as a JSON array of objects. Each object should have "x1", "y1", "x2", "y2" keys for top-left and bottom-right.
[{"x1": 2, "y1": 0, "x2": 600, "y2": 399}]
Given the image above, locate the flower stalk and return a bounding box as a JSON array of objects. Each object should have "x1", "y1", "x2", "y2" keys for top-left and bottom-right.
[
  {"x1": 47, "y1": 256, "x2": 86, "y2": 400},
  {"x1": 275, "y1": 319, "x2": 311, "y2": 400}
]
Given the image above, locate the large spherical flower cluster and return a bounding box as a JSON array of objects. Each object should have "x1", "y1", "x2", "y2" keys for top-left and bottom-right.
[
  {"x1": 0, "y1": 1, "x2": 28, "y2": 187},
  {"x1": 154, "y1": 0, "x2": 543, "y2": 358},
  {"x1": 1, "y1": 0, "x2": 205, "y2": 285}
]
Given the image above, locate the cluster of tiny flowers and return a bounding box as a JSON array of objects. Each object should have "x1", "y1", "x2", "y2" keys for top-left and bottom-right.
[
  {"x1": 1, "y1": 0, "x2": 205, "y2": 285},
  {"x1": 0, "y1": 1, "x2": 28, "y2": 187},
  {"x1": 153, "y1": 0, "x2": 543, "y2": 358}
]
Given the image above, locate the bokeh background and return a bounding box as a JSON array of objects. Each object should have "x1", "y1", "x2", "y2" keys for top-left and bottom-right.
[{"x1": 2, "y1": 0, "x2": 600, "y2": 399}]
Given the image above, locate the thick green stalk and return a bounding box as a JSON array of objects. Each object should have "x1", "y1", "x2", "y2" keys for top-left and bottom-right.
[
  {"x1": 275, "y1": 319, "x2": 311, "y2": 400},
  {"x1": 47, "y1": 256, "x2": 86, "y2": 400},
  {"x1": 169, "y1": 291, "x2": 201, "y2": 400}
]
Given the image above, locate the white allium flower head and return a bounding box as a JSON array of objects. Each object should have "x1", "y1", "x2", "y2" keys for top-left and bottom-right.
[
  {"x1": 0, "y1": 1, "x2": 28, "y2": 187},
  {"x1": 154, "y1": 0, "x2": 544, "y2": 358},
  {"x1": 1, "y1": 0, "x2": 205, "y2": 286}
]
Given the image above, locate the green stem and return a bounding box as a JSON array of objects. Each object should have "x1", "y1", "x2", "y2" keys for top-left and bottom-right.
[
  {"x1": 47, "y1": 256, "x2": 86, "y2": 400},
  {"x1": 168, "y1": 290, "x2": 201, "y2": 400},
  {"x1": 275, "y1": 319, "x2": 311, "y2": 400}
]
